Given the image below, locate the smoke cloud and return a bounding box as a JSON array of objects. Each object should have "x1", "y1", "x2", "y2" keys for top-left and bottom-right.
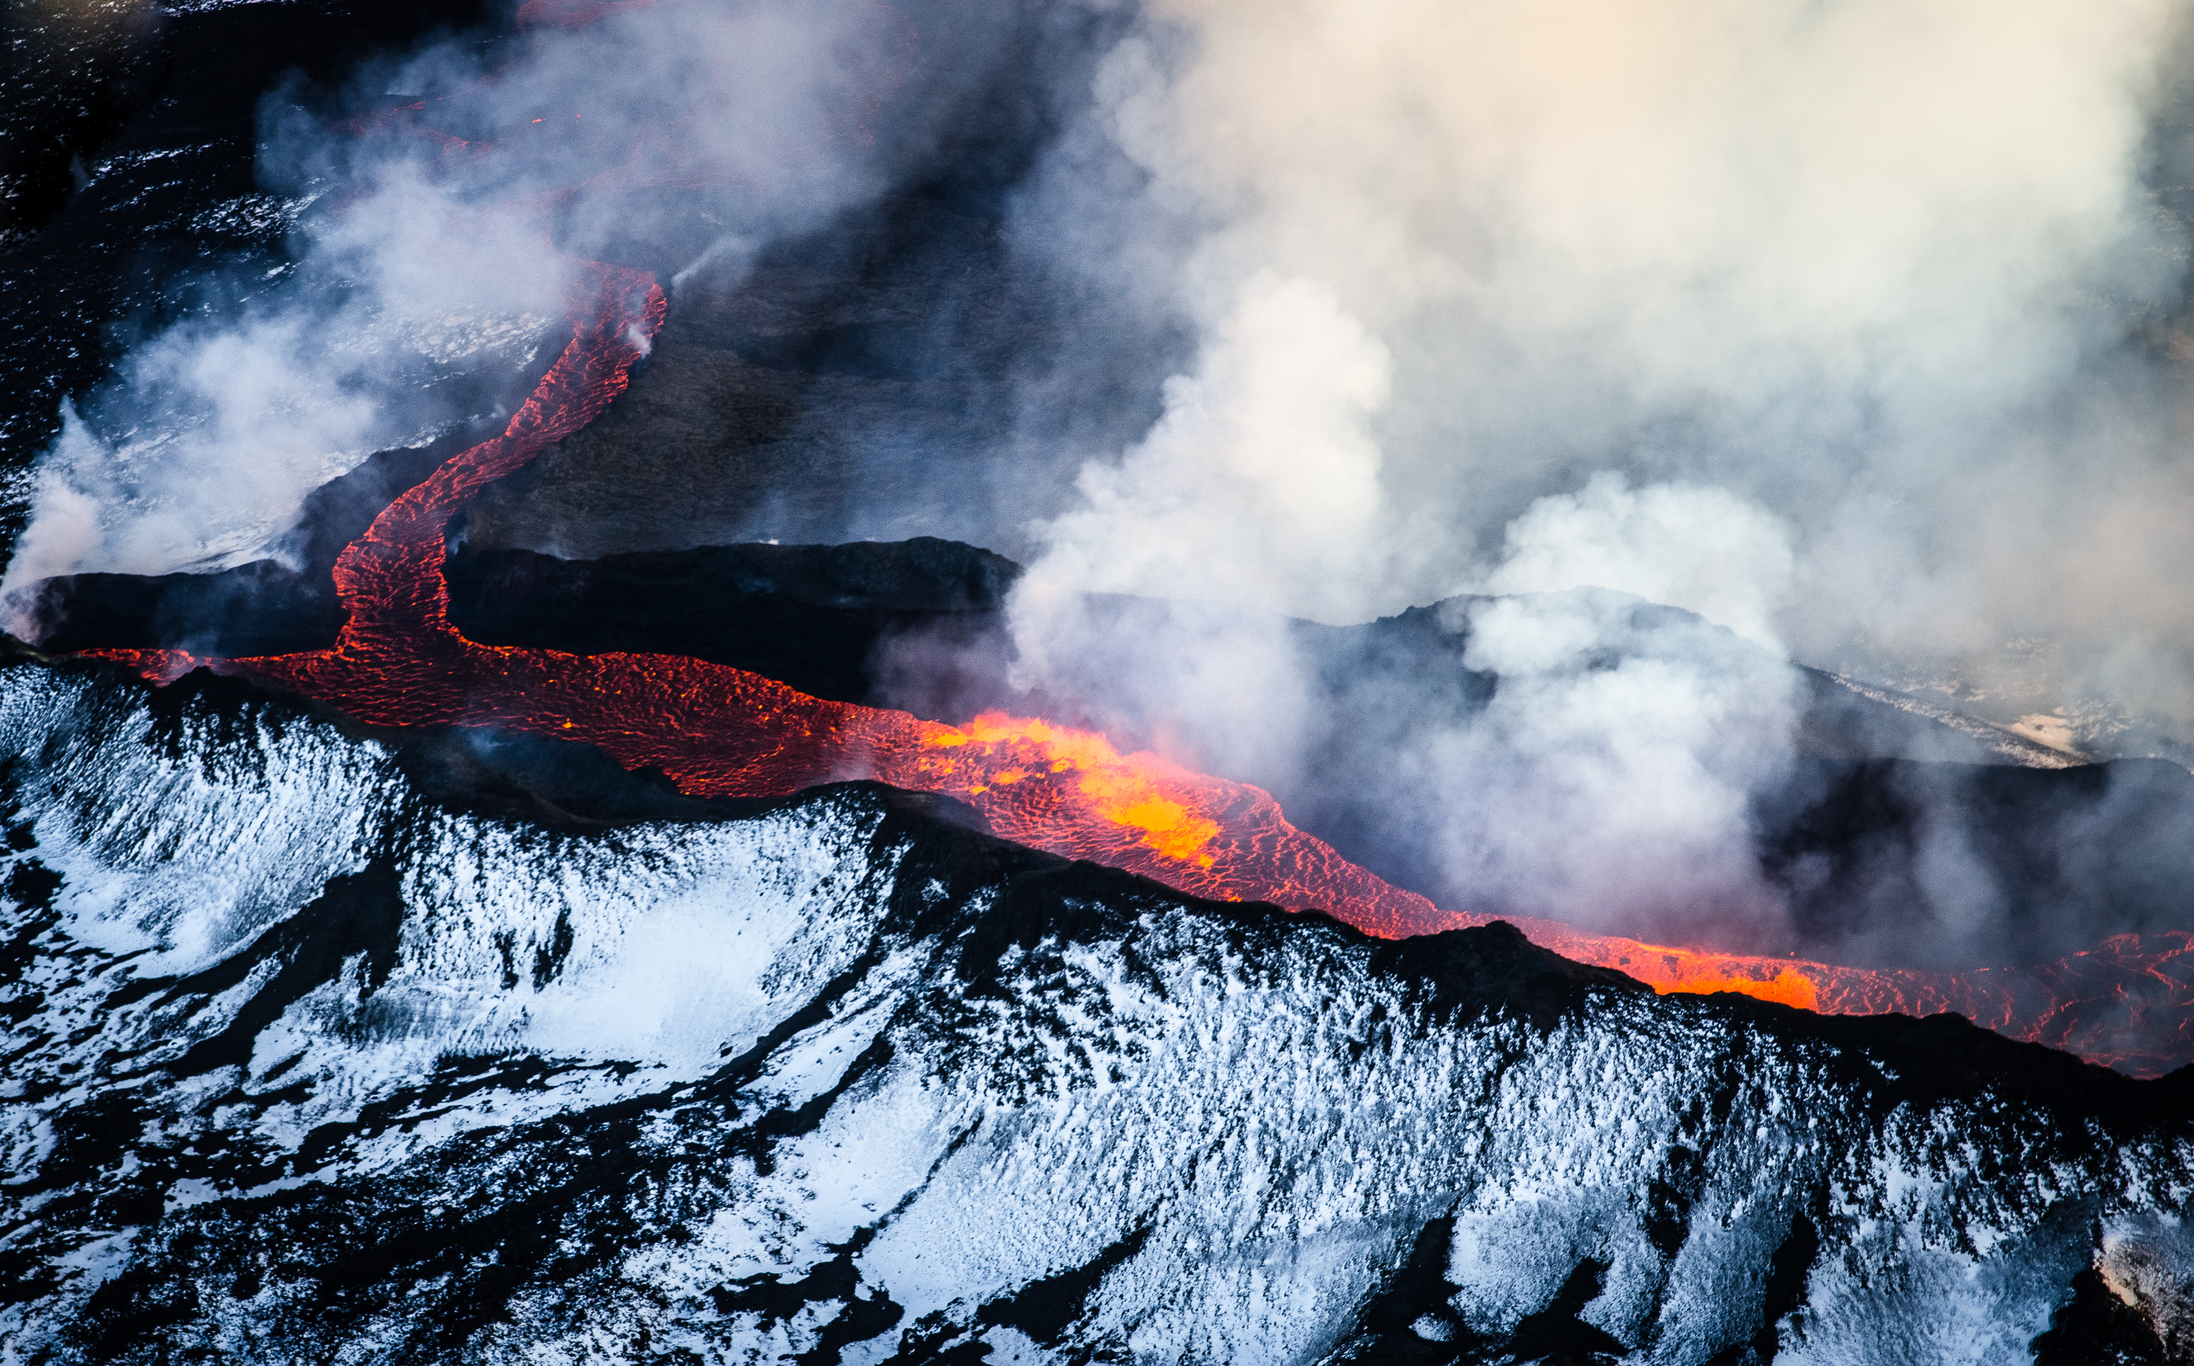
[
  {"x1": 984, "y1": 0, "x2": 2194, "y2": 950},
  {"x1": 1020, "y1": 271, "x2": 1392, "y2": 623},
  {"x1": 9, "y1": 181, "x2": 563, "y2": 586},
  {"x1": 1484, "y1": 475, "x2": 1795, "y2": 654},
  {"x1": 19, "y1": 0, "x2": 2194, "y2": 958},
  {"x1": 1016, "y1": 0, "x2": 2194, "y2": 664},
  {"x1": 3, "y1": 0, "x2": 916, "y2": 607}
]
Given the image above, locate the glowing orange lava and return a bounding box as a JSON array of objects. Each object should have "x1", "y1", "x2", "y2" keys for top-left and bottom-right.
[
  {"x1": 89, "y1": 271, "x2": 2194, "y2": 1075},
  {"x1": 78, "y1": 0, "x2": 2194, "y2": 1076},
  {"x1": 1513, "y1": 922, "x2": 1827, "y2": 1011}
]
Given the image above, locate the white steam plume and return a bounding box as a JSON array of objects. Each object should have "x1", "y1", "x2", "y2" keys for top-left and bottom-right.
[
  {"x1": 1019, "y1": 271, "x2": 1391, "y2": 623},
  {"x1": 1430, "y1": 587, "x2": 1803, "y2": 947},
  {"x1": 1017, "y1": 0, "x2": 2193, "y2": 678},
  {"x1": 1484, "y1": 475, "x2": 1796, "y2": 654},
  {"x1": 9, "y1": 176, "x2": 565, "y2": 586},
  {"x1": 1002, "y1": 0, "x2": 2194, "y2": 944},
  {"x1": 1434, "y1": 480, "x2": 1804, "y2": 941}
]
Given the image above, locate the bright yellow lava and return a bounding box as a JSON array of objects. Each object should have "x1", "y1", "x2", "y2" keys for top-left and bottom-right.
[{"x1": 924, "y1": 713, "x2": 1221, "y2": 866}]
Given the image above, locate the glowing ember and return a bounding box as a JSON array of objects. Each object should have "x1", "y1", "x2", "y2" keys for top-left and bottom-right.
[
  {"x1": 1514, "y1": 923, "x2": 1826, "y2": 1012},
  {"x1": 1494, "y1": 921, "x2": 2194, "y2": 1075}
]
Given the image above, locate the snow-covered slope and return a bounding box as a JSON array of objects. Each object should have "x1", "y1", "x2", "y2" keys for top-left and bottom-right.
[{"x1": 2, "y1": 660, "x2": 2190, "y2": 1363}]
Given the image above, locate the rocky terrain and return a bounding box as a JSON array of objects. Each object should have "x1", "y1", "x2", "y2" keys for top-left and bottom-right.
[
  {"x1": 1, "y1": 656, "x2": 2191, "y2": 1362},
  {"x1": 10, "y1": 5, "x2": 2194, "y2": 1362}
]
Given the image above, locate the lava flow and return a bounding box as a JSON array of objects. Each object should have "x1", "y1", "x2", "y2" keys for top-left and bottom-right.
[
  {"x1": 87, "y1": 260, "x2": 1445, "y2": 941},
  {"x1": 86, "y1": 263, "x2": 2194, "y2": 1075},
  {"x1": 74, "y1": 0, "x2": 2194, "y2": 1073}
]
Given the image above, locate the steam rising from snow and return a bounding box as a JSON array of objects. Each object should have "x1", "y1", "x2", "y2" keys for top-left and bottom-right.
[{"x1": 10, "y1": 178, "x2": 564, "y2": 584}]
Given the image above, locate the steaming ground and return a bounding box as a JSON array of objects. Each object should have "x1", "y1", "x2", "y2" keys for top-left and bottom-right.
[{"x1": 4, "y1": 656, "x2": 2194, "y2": 1362}]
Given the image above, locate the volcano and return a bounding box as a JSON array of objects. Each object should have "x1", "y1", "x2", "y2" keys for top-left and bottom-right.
[{"x1": 7, "y1": 0, "x2": 2194, "y2": 1359}]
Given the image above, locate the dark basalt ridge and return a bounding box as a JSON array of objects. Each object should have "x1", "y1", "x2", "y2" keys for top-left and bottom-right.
[
  {"x1": 440, "y1": 535, "x2": 1021, "y2": 709},
  {"x1": 22, "y1": 528, "x2": 2194, "y2": 973},
  {"x1": 16, "y1": 560, "x2": 342, "y2": 661}
]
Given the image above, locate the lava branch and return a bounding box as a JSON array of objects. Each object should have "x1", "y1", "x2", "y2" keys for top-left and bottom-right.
[{"x1": 84, "y1": 263, "x2": 1446, "y2": 932}]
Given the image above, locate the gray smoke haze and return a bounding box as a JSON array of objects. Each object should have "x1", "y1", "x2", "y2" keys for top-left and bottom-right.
[
  {"x1": 2, "y1": 0, "x2": 915, "y2": 604},
  {"x1": 988, "y1": 0, "x2": 2194, "y2": 949}
]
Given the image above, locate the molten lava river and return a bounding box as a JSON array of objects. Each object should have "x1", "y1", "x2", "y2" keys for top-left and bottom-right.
[{"x1": 87, "y1": 263, "x2": 2194, "y2": 1078}]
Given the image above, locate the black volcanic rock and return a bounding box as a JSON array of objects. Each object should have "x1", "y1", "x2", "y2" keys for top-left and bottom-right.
[
  {"x1": 0, "y1": 0, "x2": 165, "y2": 248},
  {"x1": 0, "y1": 0, "x2": 501, "y2": 478},
  {"x1": 2031, "y1": 1267, "x2": 2178, "y2": 1363},
  {"x1": 16, "y1": 560, "x2": 341, "y2": 659},
  {"x1": 3, "y1": 654, "x2": 2193, "y2": 1361},
  {"x1": 441, "y1": 535, "x2": 1020, "y2": 707},
  {"x1": 455, "y1": 190, "x2": 1149, "y2": 560}
]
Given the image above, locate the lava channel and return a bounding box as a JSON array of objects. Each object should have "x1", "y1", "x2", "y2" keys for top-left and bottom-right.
[
  {"x1": 80, "y1": 258, "x2": 2194, "y2": 1077},
  {"x1": 75, "y1": 0, "x2": 2194, "y2": 1074}
]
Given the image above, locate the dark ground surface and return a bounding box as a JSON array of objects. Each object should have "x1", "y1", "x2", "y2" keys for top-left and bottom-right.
[
  {"x1": 0, "y1": 0, "x2": 503, "y2": 496},
  {"x1": 457, "y1": 192, "x2": 1134, "y2": 561},
  {"x1": 449, "y1": 0, "x2": 1177, "y2": 563}
]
